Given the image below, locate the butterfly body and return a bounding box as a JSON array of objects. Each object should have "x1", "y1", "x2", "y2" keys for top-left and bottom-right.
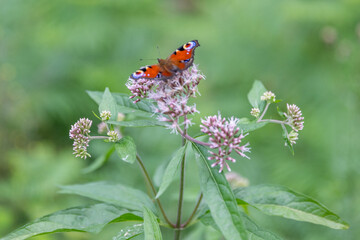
[{"x1": 130, "y1": 40, "x2": 200, "y2": 80}]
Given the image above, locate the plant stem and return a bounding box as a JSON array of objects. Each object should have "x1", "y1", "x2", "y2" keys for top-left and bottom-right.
[
  {"x1": 182, "y1": 193, "x2": 203, "y2": 228},
  {"x1": 258, "y1": 118, "x2": 293, "y2": 128},
  {"x1": 136, "y1": 154, "x2": 174, "y2": 227},
  {"x1": 89, "y1": 136, "x2": 108, "y2": 140},
  {"x1": 176, "y1": 125, "x2": 212, "y2": 147},
  {"x1": 257, "y1": 102, "x2": 270, "y2": 122},
  {"x1": 174, "y1": 126, "x2": 187, "y2": 240},
  {"x1": 258, "y1": 119, "x2": 285, "y2": 124}
]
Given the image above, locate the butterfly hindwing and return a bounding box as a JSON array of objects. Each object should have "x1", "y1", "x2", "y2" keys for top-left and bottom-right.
[{"x1": 130, "y1": 64, "x2": 173, "y2": 80}]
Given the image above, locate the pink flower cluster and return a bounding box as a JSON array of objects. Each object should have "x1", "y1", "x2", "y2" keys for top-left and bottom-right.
[
  {"x1": 127, "y1": 78, "x2": 156, "y2": 103},
  {"x1": 69, "y1": 118, "x2": 92, "y2": 159},
  {"x1": 285, "y1": 104, "x2": 304, "y2": 132},
  {"x1": 126, "y1": 65, "x2": 204, "y2": 133},
  {"x1": 200, "y1": 113, "x2": 250, "y2": 172}
]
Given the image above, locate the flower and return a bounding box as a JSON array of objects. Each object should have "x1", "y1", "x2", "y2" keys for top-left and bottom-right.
[
  {"x1": 107, "y1": 130, "x2": 120, "y2": 142},
  {"x1": 260, "y1": 91, "x2": 276, "y2": 102},
  {"x1": 126, "y1": 78, "x2": 156, "y2": 103},
  {"x1": 100, "y1": 110, "x2": 112, "y2": 121},
  {"x1": 200, "y1": 113, "x2": 250, "y2": 173},
  {"x1": 286, "y1": 130, "x2": 299, "y2": 146},
  {"x1": 69, "y1": 118, "x2": 92, "y2": 159},
  {"x1": 250, "y1": 107, "x2": 260, "y2": 118},
  {"x1": 285, "y1": 104, "x2": 304, "y2": 131},
  {"x1": 126, "y1": 65, "x2": 204, "y2": 133}
]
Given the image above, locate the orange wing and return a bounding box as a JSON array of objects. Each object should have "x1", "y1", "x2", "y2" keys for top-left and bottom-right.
[
  {"x1": 130, "y1": 64, "x2": 173, "y2": 80},
  {"x1": 168, "y1": 40, "x2": 200, "y2": 71},
  {"x1": 130, "y1": 40, "x2": 200, "y2": 80}
]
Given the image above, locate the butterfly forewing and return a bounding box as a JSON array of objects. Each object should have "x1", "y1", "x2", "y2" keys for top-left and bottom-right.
[{"x1": 168, "y1": 40, "x2": 199, "y2": 71}]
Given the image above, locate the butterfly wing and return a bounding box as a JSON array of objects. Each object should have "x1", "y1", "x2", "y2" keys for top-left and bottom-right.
[
  {"x1": 167, "y1": 40, "x2": 200, "y2": 72},
  {"x1": 130, "y1": 64, "x2": 173, "y2": 80},
  {"x1": 130, "y1": 40, "x2": 200, "y2": 80}
]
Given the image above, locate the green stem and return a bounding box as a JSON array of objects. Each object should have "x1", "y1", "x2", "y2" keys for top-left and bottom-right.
[
  {"x1": 174, "y1": 153, "x2": 186, "y2": 239},
  {"x1": 89, "y1": 136, "x2": 108, "y2": 140},
  {"x1": 136, "y1": 154, "x2": 174, "y2": 227},
  {"x1": 257, "y1": 102, "x2": 270, "y2": 122},
  {"x1": 174, "y1": 127, "x2": 187, "y2": 240},
  {"x1": 181, "y1": 193, "x2": 203, "y2": 228}
]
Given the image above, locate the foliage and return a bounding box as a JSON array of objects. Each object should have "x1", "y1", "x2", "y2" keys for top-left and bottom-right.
[
  {"x1": 1, "y1": 0, "x2": 359, "y2": 239},
  {"x1": 2, "y1": 81, "x2": 348, "y2": 239}
]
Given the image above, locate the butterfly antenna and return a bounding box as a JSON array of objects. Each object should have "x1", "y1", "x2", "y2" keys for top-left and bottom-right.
[
  {"x1": 139, "y1": 58, "x2": 157, "y2": 62},
  {"x1": 156, "y1": 45, "x2": 161, "y2": 58},
  {"x1": 138, "y1": 45, "x2": 161, "y2": 62}
]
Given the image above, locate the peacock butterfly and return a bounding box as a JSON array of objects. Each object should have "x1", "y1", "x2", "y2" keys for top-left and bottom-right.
[{"x1": 130, "y1": 40, "x2": 200, "y2": 80}]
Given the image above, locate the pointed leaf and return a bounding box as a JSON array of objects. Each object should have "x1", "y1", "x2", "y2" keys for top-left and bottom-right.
[
  {"x1": 1, "y1": 204, "x2": 142, "y2": 240},
  {"x1": 199, "y1": 209, "x2": 282, "y2": 240},
  {"x1": 112, "y1": 223, "x2": 144, "y2": 240},
  {"x1": 143, "y1": 207, "x2": 162, "y2": 240},
  {"x1": 237, "y1": 118, "x2": 268, "y2": 133},
  {"x1": 192, "y1": 143, "x2": 248, "y2": 240},
  {"x1": 153, "y1": 159, "x2": 169, "y2": 187},
  {"x1": 112, "y1": 93, "x2": 155, "y2": 117},
  {"x1": 87, "y1": 91, "x2": 156, "y2": 118},
  {"x1": 234, "y1": 184, "x2": 349, "y2": 230},
  {"x1": 156, "y1": 145, "x2": 186, "y2": 198},
  {"x1": 115, "y1": 136, "x2": 136, "y2": 164},
  {"x1": 87, "y1": 90, "x2": 103, "y2": 105},
  {"x1": 59, "y1": 182, "x2": 157, "y2": 214},
  {"x1": 184, "y1": 225, "x2": 222, "y2": 240},
  {"x1": 99, "y1": 88, "x2": 119, "y2": 121},
  {"x1": 247, "y1": 80, "x2": 267, "y2": 112},
  {"x1": 82, "y1": 145, "x2": 115, "y2": 174}
]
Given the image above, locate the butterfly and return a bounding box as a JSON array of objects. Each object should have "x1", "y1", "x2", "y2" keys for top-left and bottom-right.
[{"x1": 130, "y1": 40, "x2": 200, "y2": 80}]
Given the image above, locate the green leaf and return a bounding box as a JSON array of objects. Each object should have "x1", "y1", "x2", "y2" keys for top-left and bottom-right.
[
  {"x1": 59, "y1": 182, "x2": 157, "y2": 214},
  {"x1": 143, "y1": 207, "x2": 162, "y2": 240},
  {"x1": 112, "y1": 93, "x2": 155, "y2": 117},
  {"x1": 200, "y1": 210, "x2": 282, "y2": 240},
  {"x1": 156, "y1": 145, "x2": 186, "y2": 199},
  {"x1": 0, "y1": 203, "x2": 142, "y2": 240},
  {"x1": 82, "y1": 145, "x2": 115, "y2": 174},
  {"x1": 112, "y1": 223, "x2": 144, "y2": 240},
  {"x1": 192, "y1": 143, "x2": 248, "y2": 240},
  {"x1": 87, "y1": 91, "x2": 156, "y2": 118},
  {"x1": 115, "y1": 136, "x2": 136, "y2": 164},
  {"x1": 87, "y1": 90, "x2": 103, "y2": 105},
  {"x1": 108, "y1": 119, "x2": 169, "y2": 128},
  {"x1": 184, "y1": 225, "x2": 222, "y2": 240},
  {"x1": 234, "y1": 184, "x2": 349, "y2": 230},
  {"x1": 153, "y1": 159, "x2": 169, "y2": 187},
  {"x1": 237, "y1": 118, "x2": 268, "y2": 133},
  {"x1": 247, "y1": 80, "x2": 267, "y2": 112},
  {"x1": 99, "y1": 88, "x2": 119, "y2": 121},
  {"x1": 240, "y1": 212, "x2": 282, "y2": 240}
]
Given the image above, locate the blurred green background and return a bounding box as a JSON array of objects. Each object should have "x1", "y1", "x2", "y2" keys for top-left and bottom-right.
[{"x1": 1, "y1": 0, "x2": 359, "y2": 239}]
